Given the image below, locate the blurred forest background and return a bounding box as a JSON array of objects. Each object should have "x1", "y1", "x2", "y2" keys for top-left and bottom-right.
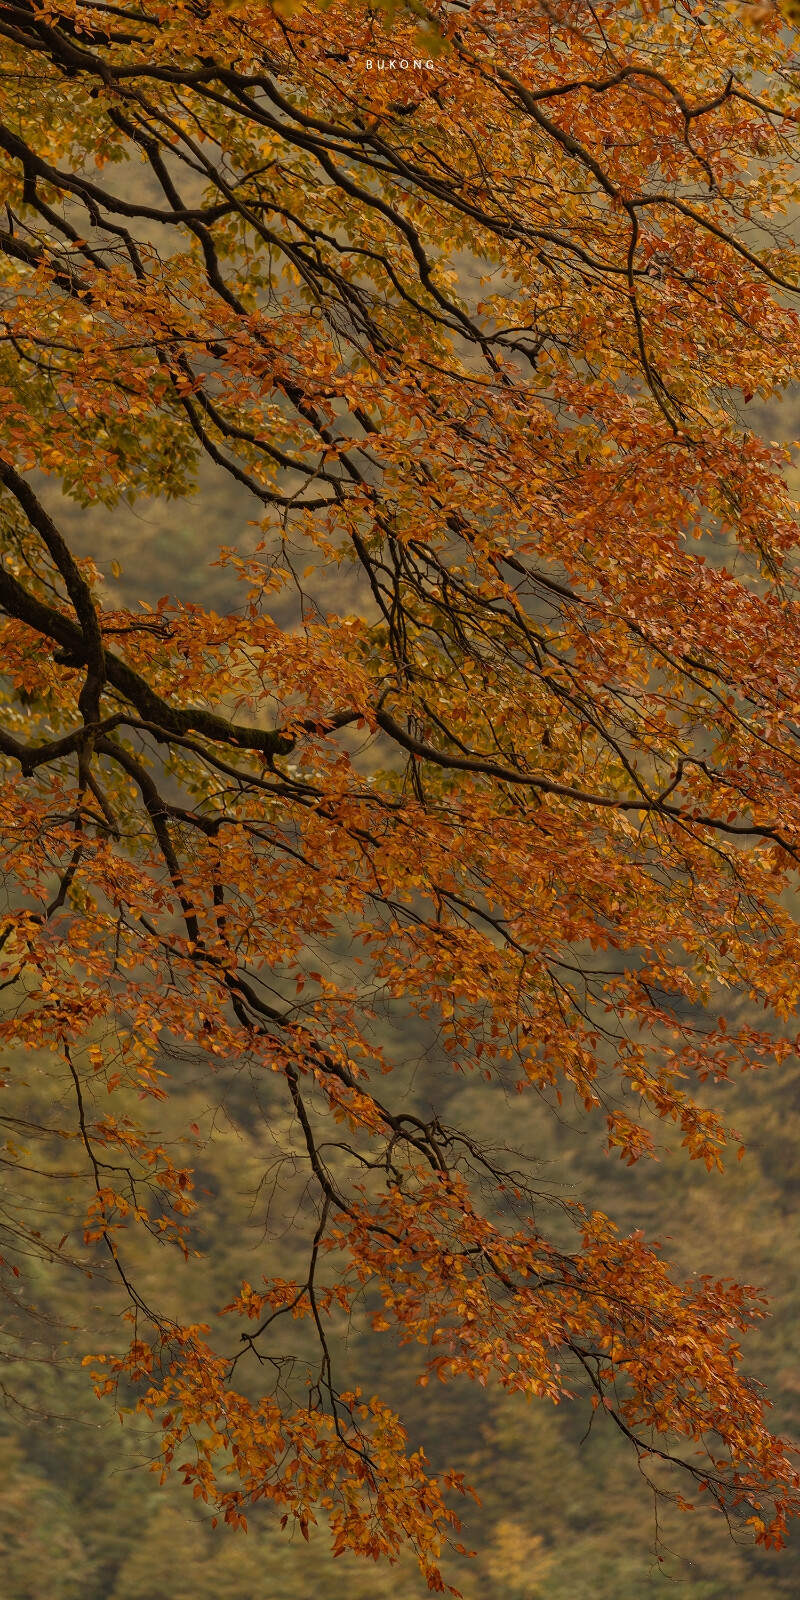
[{"x1": 4, "y1": 407, "x2": 800, "y2": 1600}]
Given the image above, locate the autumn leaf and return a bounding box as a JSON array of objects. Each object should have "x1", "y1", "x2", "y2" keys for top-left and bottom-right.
[{"x1": 2, "y1": 0, "x2": 800, "y2": 1578}]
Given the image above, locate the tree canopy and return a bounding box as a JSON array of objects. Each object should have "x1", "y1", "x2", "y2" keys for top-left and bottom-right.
[{"x1": 3, "y1": 0, "x2": 800, "y2": 1586}]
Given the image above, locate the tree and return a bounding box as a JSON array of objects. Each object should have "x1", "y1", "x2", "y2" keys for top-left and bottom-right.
[{"x1": 2, "y1": 0, "x2": 800, "y2": 1584}]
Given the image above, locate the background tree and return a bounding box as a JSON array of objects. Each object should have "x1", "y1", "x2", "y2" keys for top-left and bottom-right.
[{"x1": 2, "y1": 0, "x2": 800, "y2": 1586}]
